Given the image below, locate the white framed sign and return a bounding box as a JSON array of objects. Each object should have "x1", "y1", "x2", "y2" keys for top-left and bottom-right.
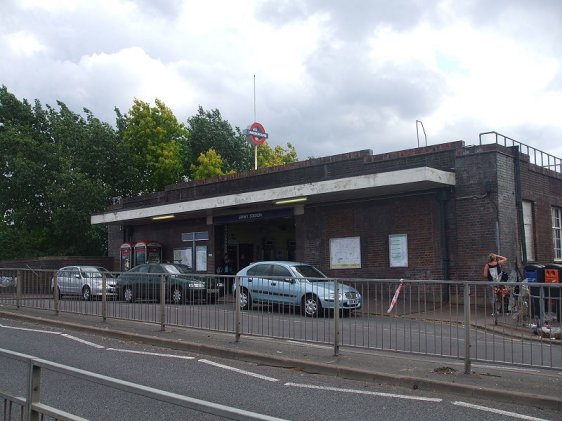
[
  {"x1": 173, "y1": 247, "x2": 192, "y2": 268},
  {"x1": 389, "y1": 234, "x2": 408, "y2": 267},
  {"x1": 330, "y1": 236, "x2": 361, "y2": 269},
  {"x1": 196, "y1": 245, "x2": 208, "y2": 272}
]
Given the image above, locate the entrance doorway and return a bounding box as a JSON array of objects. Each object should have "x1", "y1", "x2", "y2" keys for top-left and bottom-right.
[{"x1": 214, "y1": 214, "x2": 296, "y2": 273}]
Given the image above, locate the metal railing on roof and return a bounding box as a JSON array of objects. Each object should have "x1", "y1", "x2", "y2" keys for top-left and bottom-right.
[{"x1": 479, "y1": 131, "x2": 561, "y2": 174}]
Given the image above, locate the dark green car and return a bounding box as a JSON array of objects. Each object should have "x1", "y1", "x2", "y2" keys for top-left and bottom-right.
[{"x1": 117, "y1": 263, "x2": 224, "y2": 304}]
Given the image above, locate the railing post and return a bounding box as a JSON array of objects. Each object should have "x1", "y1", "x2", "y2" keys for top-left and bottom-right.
[
  {"x1": 539, "y1": 285, "x2": 545, "y2": 326},
  {"x1": 334, "y1": 279, "x2": 340, "y2": 356},
  {"x1": 160, "y1": 275, "x2": 166, "y2": 331},
  {"x1": 53, "y1": 272, "x2": 59, "y2": 315},
  {"x1": 101, "y1": 274, "x2": 107, "y2": 322},
  {"x1": 16, "y1": 270, "x2": 22, "y2": 309},
  {"x1": 464, "y1": 282, "x2": 471, "y2": 374},
  {"x1": 235, "y1": 277, "x2": 241, "y2": 343},
  {"x1": 26, "y1": 361, "x2": 41, "y2": 421}
]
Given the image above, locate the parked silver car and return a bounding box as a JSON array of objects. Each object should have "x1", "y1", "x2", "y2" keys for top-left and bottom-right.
[
  {"x1": 51, "y1": 266, "x2": 117, "y2": 300},
  {"x1": 234, "y1": 261, "x2": 362, "y2": 317},
  {"x1": 0, "y1": 275, "x2": 17, "y2": 288}
]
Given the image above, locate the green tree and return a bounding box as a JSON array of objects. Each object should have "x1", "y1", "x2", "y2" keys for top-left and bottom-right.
[
  {"x1": 0, "y1": 86, "x2": 123, "y2": 258},
  {"x1": 44, "y1": 102, "x2": 123, "y2": 255},
  {"x1": 122, "y1": 99, "x2": 188, "y2": 193},
  {"x1": 186, "y1": 106, "x2": 252, "y2": 177},
  {"x1": 190, "y1": 148, "x2": 228, "y2": 180},
  {"x1": 0, "y1": 87, "x2": 55, "y2": 256},
  {"x1": 257, "y1": 142, "x2": 298, "y2": 168}
]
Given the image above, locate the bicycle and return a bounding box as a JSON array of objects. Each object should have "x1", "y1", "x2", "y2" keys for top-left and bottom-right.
[{"x1": 492, "y1": 284, "x2": 510, "y2": 325}]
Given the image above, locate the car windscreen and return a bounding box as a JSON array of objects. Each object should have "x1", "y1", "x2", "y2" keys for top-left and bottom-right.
[
  {"x1": 291, "y1": 265, "x2": 327, "y2": 281},
  {"x1": 161, "y1": 264, "x2": 192, "y2": 275},
  {"x1": 95, "y1": 267, "x2": 115, "y2": 277},
  {"x1": 81, "y1": 267, "x2": 102, "y2": 278}
]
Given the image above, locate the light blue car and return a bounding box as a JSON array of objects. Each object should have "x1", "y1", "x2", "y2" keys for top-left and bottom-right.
[{"x1": 234, "y1": 261, "x2": 362, "y2": 317}]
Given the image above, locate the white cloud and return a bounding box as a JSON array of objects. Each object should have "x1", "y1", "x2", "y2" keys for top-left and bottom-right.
[
  {"x1": 3, "y1": 31, "x2": 46, "y2": 56},
  {"x1": 0, "y1": 0, "x2": 561, "y2": 161}
]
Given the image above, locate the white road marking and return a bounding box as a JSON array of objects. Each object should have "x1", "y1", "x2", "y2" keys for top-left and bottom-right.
[
  {"x1": 61, "y1": 334, "x2": 105, "y2": 349},
  {"x1": 199, "y1": 359, "x2": 279, "y2": 382},
  {"x1": 471, "y1": 363, "x2": 540, "y2": 373},
  {"x1": 285, "y1": 382, "x2": 442, "y2": 402},
  {"x1": 0, "y1": 324, "x2": 61, "y2": 334},
  {"x1": 106, "y1": 348, "x2": 195, "y2": 359},
  {"x1": 453, "y1": 401, "x2": 549, "y2": 421}
]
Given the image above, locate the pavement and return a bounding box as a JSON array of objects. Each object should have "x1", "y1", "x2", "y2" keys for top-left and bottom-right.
[{"x1": 0, "y1": 304, "x2": 561, "y2": 412}]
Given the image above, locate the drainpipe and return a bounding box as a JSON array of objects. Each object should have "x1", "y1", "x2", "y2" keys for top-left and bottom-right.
[
  {"x1": 511, "y1": 146, "x2": 527, "y2": 265},
  {"x1": 438, "y1": 190, "x2": 450, "y2": 302}
]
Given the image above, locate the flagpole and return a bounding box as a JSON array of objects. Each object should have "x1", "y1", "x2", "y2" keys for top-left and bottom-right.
[{"x1": 253, "y1": 74, "x2": 257, "y2": 170}]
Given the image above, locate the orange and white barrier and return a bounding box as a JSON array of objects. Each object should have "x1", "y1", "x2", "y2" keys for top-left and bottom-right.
[{"x1": 387, "y1": 279, "x2": 404, "y2": 313}]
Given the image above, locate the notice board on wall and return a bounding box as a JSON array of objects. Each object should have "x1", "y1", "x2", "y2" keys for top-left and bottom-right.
[
  {"x1": 389, "y1": 234, "x2": 408, "y2": 267},
  {"x1": 330, "y1": 237, "x2": 361, "y2": 269}
]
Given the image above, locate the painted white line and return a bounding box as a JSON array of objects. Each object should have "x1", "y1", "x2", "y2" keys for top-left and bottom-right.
[
  {"x1": 285, "y1": 383, "x2": 442, "y2": 402},
  {"x1": 0, "y1": 324, "x2": 61, "y2": 334},
  {"x1": 472, "y1": 364, "x2": 540, "y2": 374},
  {"x1": 106, "y1": 348, "x2": 195, "y2": 360},
  {"x1": 60, "y1": 334, "x2": 105, "y2": 349},
  {"x1": 285, "y1": 340, "x2": 330, "y2": 349},
  {"x1": 453, "y1": 401, "x2": 549, "y2": 421},
  {"x1": 199, "y1": 359, "x2": 279, "y2": 382}
]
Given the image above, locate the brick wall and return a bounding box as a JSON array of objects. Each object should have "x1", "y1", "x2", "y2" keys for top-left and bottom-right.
[
  {"x1": 303, "y1": 192, "x2": 444, "y2": 279},
  {"x1": 519, "y1": 157, "x2": 562, "y2": 263},
  {"x1": 100, "y1": 140, "x2": 561, "y2": 282},
  {"x1": 0, "y1": 256, "x2": 116, "y2": 271}
]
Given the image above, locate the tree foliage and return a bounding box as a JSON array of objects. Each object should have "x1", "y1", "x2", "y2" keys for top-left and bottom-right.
[
  {"x1": 257, "y1": 142, "x2": 298, "y2": 168},
  {"x1": 122, "y1": 99, "x2": 188, "y2": 193},
  {"x1": 0, "y1": 86, "x2": 124, "y2": 257},
  {"x1": 186, "y1": 106, "x2": 252, "y2": 177},
  {"x1": 190, "y1": 148, "x2": 228, "y2": 180},
  {"x1": 0, "y1": 86, "x2": 300, "y2": 259}
]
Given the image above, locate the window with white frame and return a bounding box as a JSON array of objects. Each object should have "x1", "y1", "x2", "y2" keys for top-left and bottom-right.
[
  {"x1": 522, "y1": 201, "x2": 535, "y2": 261},
  {"x1": 553, "y1": 206, "x2": 562, "y2": 261}
]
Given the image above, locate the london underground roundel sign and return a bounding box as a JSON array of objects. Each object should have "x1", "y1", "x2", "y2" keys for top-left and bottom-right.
[{"x1": 245, "y1": 122, "x2": 268, "y2": 146}]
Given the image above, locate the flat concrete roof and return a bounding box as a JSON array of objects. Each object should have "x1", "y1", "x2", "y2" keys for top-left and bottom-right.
[{"x1": 91, "y1": 167, "x2": 455, "y2": 225}]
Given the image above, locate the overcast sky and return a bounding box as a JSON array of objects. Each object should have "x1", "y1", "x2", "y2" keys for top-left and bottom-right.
[{"x1": 1, "y1": 0, "x2": 561, "y2": 161}]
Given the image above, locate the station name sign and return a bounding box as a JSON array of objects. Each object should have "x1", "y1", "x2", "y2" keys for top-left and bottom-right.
[{"x1": 213, "y1": 208, "x2": 292, "y2": 225}]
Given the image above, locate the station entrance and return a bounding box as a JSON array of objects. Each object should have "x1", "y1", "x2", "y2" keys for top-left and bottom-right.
[{"x1": 213, "y1": 208, "x2": 296, "y2": 274}]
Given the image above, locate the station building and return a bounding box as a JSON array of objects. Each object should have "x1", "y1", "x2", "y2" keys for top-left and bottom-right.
[{"x1": 91, "y1": 132, "x2": 562, "y2": 283}]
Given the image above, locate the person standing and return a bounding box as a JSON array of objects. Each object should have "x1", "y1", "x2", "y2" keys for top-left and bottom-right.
[{"x1": 483, "y1": 253, "x2": 508, "y2": 282}]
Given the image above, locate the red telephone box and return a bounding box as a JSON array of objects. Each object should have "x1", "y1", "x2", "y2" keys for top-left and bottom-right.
[
  {"x1": 134, "y1": 241, "x2": 162, "y2": 265},
  {"x1": 120, "y1": 242, "x2": 134, "y2": 271}
]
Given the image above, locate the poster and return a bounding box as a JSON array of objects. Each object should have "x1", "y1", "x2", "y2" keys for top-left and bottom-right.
[
  {"x1": 173, "y1": 247, "x2": 192, "y2": 268},
  {"x1": 196, "y1": 245, "x2": 207, "y2": 272},
  {"x1": 330, "y1": 237, "x2": 361, "y2": 269},
  {"x1": 389, "y1": 234, "x2": 408, "y2": 267}
]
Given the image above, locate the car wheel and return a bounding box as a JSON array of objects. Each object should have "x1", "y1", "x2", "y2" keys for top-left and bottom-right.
[
  {"x1": 239, "y1": 288, "x2": 251, "y2": 310},
  {"x1": 302, "y1": 294, "x2": 321, "y2": 317},
  {"x1": 82, "y1": 285, "x2": 91, "y2": 301},
  {"x1": 123, "y1": 286, "x2": 134, "y2": 303},
  {"x1": 170, "y1": 285, "x2": 183, "y2": 304}
]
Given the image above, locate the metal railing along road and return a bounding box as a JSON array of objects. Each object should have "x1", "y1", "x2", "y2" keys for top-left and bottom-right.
[
  {"x1": 0, "y1": 268, "x2": 560, "y2": 374},
  {"x1": 0, "y1": 347, "x2": 285, "y2": 421}
]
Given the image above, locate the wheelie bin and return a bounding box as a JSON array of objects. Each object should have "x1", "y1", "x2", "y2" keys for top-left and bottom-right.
[
  {"x1": 524, "y1": 264, "x2": 545, "y2": 319},
  {"x1": 544, "y1": 264, "x2": 562, "y2": 322}
]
